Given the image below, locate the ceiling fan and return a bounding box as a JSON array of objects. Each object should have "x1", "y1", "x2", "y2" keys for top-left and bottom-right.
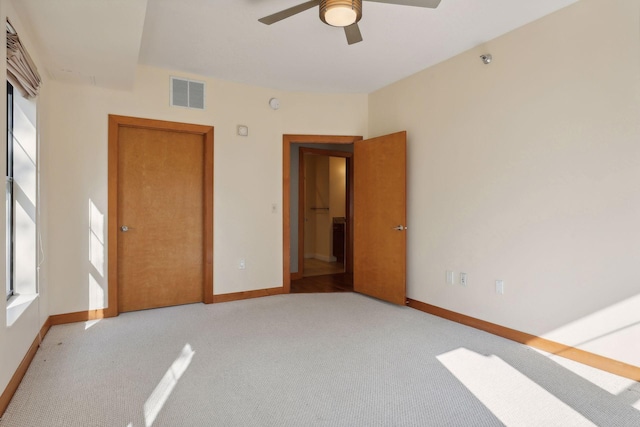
[{"x1": 259, "y1": 0, "x2": 442, "y2": 45}]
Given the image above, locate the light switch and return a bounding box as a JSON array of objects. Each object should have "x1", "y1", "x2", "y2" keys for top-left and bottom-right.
[{"x1": 446, "y1": 271, "x2": 454, "y2": 284}]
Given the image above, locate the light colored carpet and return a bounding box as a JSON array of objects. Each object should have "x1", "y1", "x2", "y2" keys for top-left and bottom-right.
[{"x1": 1, "y1": 293, "x2": 639, "y2": 426}]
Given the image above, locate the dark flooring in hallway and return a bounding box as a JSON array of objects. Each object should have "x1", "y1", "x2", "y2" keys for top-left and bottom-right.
[{"x1": 290, "y1": 273, "x2": 353, "y2": 293}]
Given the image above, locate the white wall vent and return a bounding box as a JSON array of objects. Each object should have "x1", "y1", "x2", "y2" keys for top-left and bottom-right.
[{"x1": 170, "y1": 76, "x2": 205, "y2": 110}]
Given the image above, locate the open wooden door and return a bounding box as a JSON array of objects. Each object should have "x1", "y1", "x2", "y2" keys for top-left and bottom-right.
[{"x1": 354, "y1": 131, "x2": 406, "y2": 305}]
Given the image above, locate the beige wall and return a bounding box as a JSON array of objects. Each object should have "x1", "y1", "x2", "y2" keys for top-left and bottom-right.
[
  {"x1": 329, "y1": 156, "x2": 346, "y2": 220},
  {"x1": 0, "y1": 0, "x2": 51, "y2": 399},
  {"x1": 312, "y1": 156, "x2": 332, "y2": 261},
  {"x1": 44, "y1": 65, "x2": 368, "y2": 315},
  {"x1": 369, "y1": 0, "x2": 640, "y2": 366},
  {"x1": 304, "y1": 154, "x2": 317, "y2": 257},
  {"x1": 329, "y1": 156, "x2": 346, "y2": 262}
]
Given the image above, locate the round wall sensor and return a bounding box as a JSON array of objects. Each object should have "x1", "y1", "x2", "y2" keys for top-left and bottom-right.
[{"x1": 269, "y1": 97, "x2": 280, "y2": 110}]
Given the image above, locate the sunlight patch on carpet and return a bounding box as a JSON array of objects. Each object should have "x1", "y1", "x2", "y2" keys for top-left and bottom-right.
[
  {"x1": 437, "y1": 347, "x2": 595, "y2": 426},
  {"x1": 144, "y1": 343, "x2": 195, "y2": 427},
  {"x1": 84, "y1": 319, "x2": 101, "y2": 330}
]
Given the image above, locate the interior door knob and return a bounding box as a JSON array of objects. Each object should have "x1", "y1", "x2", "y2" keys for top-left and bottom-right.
[
  {"x1": 392, "y1": 225, "x2": 406, "y2": 231},
  {"x1": 120, "y1": 225, "x2": 129, "y2": 232}
]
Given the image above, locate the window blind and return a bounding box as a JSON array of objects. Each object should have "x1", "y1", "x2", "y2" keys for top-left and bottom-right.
[{"x1": 6, "y1": 21, "x2": 41, "y2": 98}]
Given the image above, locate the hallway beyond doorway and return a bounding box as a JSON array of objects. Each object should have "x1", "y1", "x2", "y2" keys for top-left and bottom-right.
[
  {"x1": 291, "y1": 271, "x2": 353, "y2": 293},
  {"x1": 304, "y1": 258, "x2": 344, "y2": 277}
]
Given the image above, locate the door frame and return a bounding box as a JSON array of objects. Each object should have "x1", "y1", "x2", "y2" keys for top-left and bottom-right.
[
  {"x1": 282, "y1": 134, "x2": 362, "y2": 293},
  {"x1": 107, "y1": 115, "x2": 214, "y2": 317},
  {"x1": 297, "y1": 147, "x2": 353, "y2": 279}
]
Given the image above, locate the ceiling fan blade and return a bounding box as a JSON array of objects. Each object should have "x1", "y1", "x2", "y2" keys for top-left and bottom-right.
[
  {"x1": 364, "y1": 0, "x2": 441, "y2": 8},
  {"x1": 258, "y1": 0, "x2": 320, "y2": 25},
  {"x1": 344, "y1": 23, "x2": 363, "y2": 45}
]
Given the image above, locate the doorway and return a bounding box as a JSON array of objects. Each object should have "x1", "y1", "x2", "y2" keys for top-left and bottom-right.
[
  {"x1": 283, "y1": 132, "x2": 407, "y2": 305},
  {"x1": 107, "y1": 115, "x2": 214, "y2": 316},
  {"x1": 294, "y1": 147, "x2": 353, "y2": 293},
  {"x1": 282, "y1": 135, "x2": 361, "y2": 293},
  {"x1": 300, "y1": 148, "x2": 352, "y2": 276}
]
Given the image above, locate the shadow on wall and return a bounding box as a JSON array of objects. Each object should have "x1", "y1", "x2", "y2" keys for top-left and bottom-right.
[{"x1": 538, "y1": 293, "x2": 640, "y2": 367}]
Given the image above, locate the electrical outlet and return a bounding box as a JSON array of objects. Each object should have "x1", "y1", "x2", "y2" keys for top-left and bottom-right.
[
  {"x1": 446, "y1": 271, "x2": 454, "y2": 284},
  {"x1": 239, "y1": 259, "x2": 246, "y2": 270},
  {"x1": 496, "y1": 280, "x2": 504, "y2": 295},
  {"x1": 460, "y1": 272, "x2": 468, "y2": 286}
]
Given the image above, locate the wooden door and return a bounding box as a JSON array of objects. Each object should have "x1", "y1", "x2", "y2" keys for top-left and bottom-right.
[
  {"x1": 117, "y1": 126, "x2": 205, "y2": 312},
  {"x1": 354, "y1": 131, "x2": 407, "y2": 305}
]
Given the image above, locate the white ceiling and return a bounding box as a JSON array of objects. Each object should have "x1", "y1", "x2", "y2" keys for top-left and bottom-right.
[
  {"x1": 14, "y1": 0, "x2": 579, "y2": 93},
  {"x1": 13, "y1": 0, "x2": 148, "y2": 90}
]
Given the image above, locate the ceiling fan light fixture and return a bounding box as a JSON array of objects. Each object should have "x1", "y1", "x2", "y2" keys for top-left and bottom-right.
[{"x1": 320, "y1": 0, "x2": 362, "y2": 27}]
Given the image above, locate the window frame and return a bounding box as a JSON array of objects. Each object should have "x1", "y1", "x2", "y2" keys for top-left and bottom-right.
[{"x1": 6, "y1": 81, "x2": 15, "y2": 300}]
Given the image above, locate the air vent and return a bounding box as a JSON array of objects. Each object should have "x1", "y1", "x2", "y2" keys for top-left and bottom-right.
[{"x1": 170, "y1": 77, "x2": 205, "y2": 110}]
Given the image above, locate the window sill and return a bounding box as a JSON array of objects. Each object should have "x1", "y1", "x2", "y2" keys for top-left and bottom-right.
[{"x1": 6, "y1": 293, "x2": 38, "y2": 327}]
